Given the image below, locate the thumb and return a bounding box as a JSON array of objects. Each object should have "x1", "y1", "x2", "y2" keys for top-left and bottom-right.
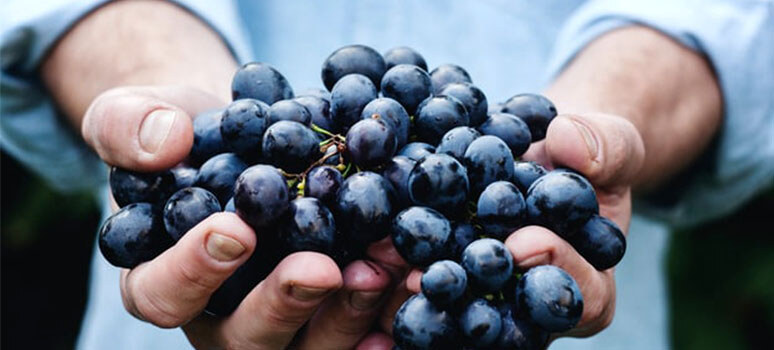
[
  {"x1": 82, "y1": 85, "x2": 225, "y2": 171},
  {"x1": 542, "y1": 114, "x2": 645, "y2": 188}
]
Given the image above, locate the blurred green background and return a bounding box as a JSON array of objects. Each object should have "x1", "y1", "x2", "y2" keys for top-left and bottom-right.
[{"x1": 1, "y1": 149, "x2": 772, "y2": 349}]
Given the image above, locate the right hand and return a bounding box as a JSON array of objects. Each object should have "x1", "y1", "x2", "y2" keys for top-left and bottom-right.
[{"x1": 87, "y1": 86, "x2": 394, "y2": 350}]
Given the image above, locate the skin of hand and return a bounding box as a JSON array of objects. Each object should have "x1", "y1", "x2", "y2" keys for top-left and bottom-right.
[{"x1": 41, "y1": 2, "x2": 399, "y2": 349}]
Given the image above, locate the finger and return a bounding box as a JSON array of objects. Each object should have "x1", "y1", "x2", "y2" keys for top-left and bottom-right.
[
  {"x1": 82, "y1": 85, "x2": 224, "y2": 171},
  {"x1": 217, "y1": 252, "x2": 343, "y2": 349},
  {"x1": 355, "y1": 332, "x2": 394, "y2": 350},
  {"x1": 367, "y1": 236, "x2": 409, "y2": 276},
  {"x1": 295, "y1": 260, "x2": 391, "y2": 350},
  {"x1": 505, "y1": 226, "x2": 616, "y2": 336},
  {"x1": 120, "y1": 212, "x2": 256, "y2": 328},
  {"x1": 378, "y1": 275, "x2": 414, "y2": 334},
  {"x1": 540, "y1": 114, "x2": 645, "y2": 188},
  {"x1": 406, "y1": 268, "x2": 422, "y2": 293}
]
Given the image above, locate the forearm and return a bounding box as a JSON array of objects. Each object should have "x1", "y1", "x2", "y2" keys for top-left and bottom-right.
[
  {"x1": 41, "y1": 0, "x2": 237, "y2": 129},
  {"x1": 545, "y1": 26, "x2": 722, "y2": 190}
]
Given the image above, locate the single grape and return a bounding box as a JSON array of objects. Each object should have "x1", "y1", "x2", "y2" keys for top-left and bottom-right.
[
  {"x1": 381, "y1": 64, "x2": 432, "y2": 115},
  {"x1": 294, "y1": 95, "x2": 336, "y2": 132},
  {"x1": 381, "y1": 156, "x2": 417, "y2": 208},
  {"x1": 163, "y1": 187, "x2": 221, "y2": 241},
  {"x1": 206, "y1": 244, "x2": 280, "y2": 316},
  {"x1": 345, "y1": 118, "x2": 398, "y2": 168},
  {"x1": 449, "y1": 222, "x2": 479, "y2": 261},
  {"x1": 430, "y1": 64, "x2": 472, "y2": 93},
  {"x1": 407, "y1": 154, "x2": 469, "y2": 216},
  {"x1": 439, "y1": 83, "x2": 488, "y2": 126},
  {"x1": 98, "y1": 203, "x2": 172, "y2": 268},
  {"x1": 459, "y1": 299, "x2": 502, "y2": 348},
  {"x1": 461, "y1": 238, "x2": 514, "y2": 293},
  {"x1": 361, "y1": 97, "x2": 410, "y2": 148},
  {"x1": 220, "y1": 99, "x2": 270, "y2": 156},
  {"x1": 392, "y1": 206, "x2": 453, "y2": 267},
  {"x1": 321, "y1": 44, "x2": 386, "y2": 91},
  {"x1": 511, "y1": 161, "x2": 547, "y2": 195},
  {"x1": 477, "y1": 181, "x2": 525, "y2": 240},
  {"x1": 501, "y1": 93, "x2": 557, "y2": 142},
  {"x1": 569, "y1": 214, "x2": 627, "y2": 270},
  {"x1": 516, "y1": 265, "x2": 583, "y2": 332},
  {"x1": 233, "y1": 164, "x2": 290, "y2": 228},
  {"x1": 190, "y1": 109, "x2": 228, "y2": 165},
  {"x1": 421, "y1": 260, "x2": 467, "y2": 307},
  {"x1": 232, "y1": 62, "x2": 293, "y2": 104},
  {"x1": 171, "y1": 165, "x2": 198, "y2": 190},
  {"x1": 478, "y1": 113, "x2": 532, "y2": 157},
  {"x1": 414, "y1": 95, "x2": 469, "y2": 144},
  {"x1": 330, "y1": 73, "x2": 378, "y2": 131},
  {"x1": 304, "y1": 166, "x2": 343, "y2": 206},
  {"x1": 281, "y1": 197, "x2": 336, "y2": 255},
  {"x1": 335, "y1": 172, "x2": 396, "y2": 245},
  {"x1": 269, "y1": 99, "x2": 312, "y2": 125},
  {"x1": 435, "y1": 126, "x2": 480, "y2": 161},
  {"x1": 297, "y1": 87, "x2": 331, "y2": 102},
  {"x1": 194, "y1": 153, "x2": 248, "y2": 206},
  {"x1": 397, "y1": 142, "x2": 435, "y2": 161},
  {"x1": 463, "y1": 135, "x2": 515, "y2": 195},
  {"x1": 496, "y1": 304, "x2": 549, "y2": 350},
  {"x1": 262, "y1": 120, "x2": 321, "y2": 173},
  {"x1": 525, "y1": 170, "x2": 598, "y2": 238},
  {"x1": 110, "y1": 167, "x2": 176, "y2": 208},
  {"x1": 383, "y1": 46, "x2": 428, "y2": 71},
  {"x1": 392, "y1": 294, "x2": 459, "y2": 350}
]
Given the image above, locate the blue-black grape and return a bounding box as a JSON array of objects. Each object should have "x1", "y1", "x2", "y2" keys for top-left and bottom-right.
[
  {"x1": 397, "y1": 142, "x2": 435, "y2": 161},
  {"x1": 421, "y1": 260, "x2": 467, "y2": 307},
  {"x1": 463, "y1": 135, "x2": 515, "y2": 195},
  {"x1": 281, "y1": 197, "x2": 336, "y2": 255},
  {"x1": 478, "y1": 113, "x2": 532, "y2": 157},
  {"x1": 98, "y1": 203, "x2": 172, "y2": 268},
  {"x1": 450, "y1": 222, "x2": 479, "y2": 261},
  {"x1": 501, "y1": 93, "x2": 557, "y2": 142},
  {"x1": 407, "y1": 154, "x2": 469, "y2": 216},
  {"x1": 220, "y1": 99, "x2": 270, "y2": 156},
  {"x1": 330, "y1": 74, "x2": 378, "y2": 131},
  {"x1": 269, "y1": 100, "x2": 312, "y2": 125},
  {"x1": 335, "y1": 172, "x2": 396, "y2": 245},
  {"x1": 232, "y1": 62, "x2": 293, "y2": 104},
  {"x1": 477, "y1": 181, "x2": 525, "y2": 240},
  {"x1": 392, "y1": 206, "x2": 453, "y2": 267},
  {"x1": 381, "y1": 64, "x2": 432, "y2": 115},
  {"x1": 461, "y1": 238, "x2": 514, "y2": 293},
  {"x1": 381, "y1": 156, "x2": 416, "y2": 207},
  {"x1": 110, "y1": 167, "x2": 176, "y2": 208},
  {"x1": 206, "y1": 244, "x2": 279, "y2": 316},
  {"x1": 304, "y1": 166, "x2": 343, "y2": 206},
  {"x1": 361, "y1": 97, "x2": 410, "y2": 148},
  {"x1": 430, "y1": 64, "x2": 472, "y2": 94},
  {"x1": 414, "y1": 95, "x2": 470, "y2": 145},
  {"x1": 496, "y1": 305, "x2": 549, "y2": 350},
  {"x1": 516, "y1": 265, "x2": 583, "y2": 332},
  {"x1": 384, "y1": 46, "x2": 428, "y2": 71},
  {"x1": 459, "y1": 299, "x2": 502, "y2": 348},
  {"x1": 262, "y1": 120, "x2": 321, "y2": 173},
  {"x1": 297, "y1": 87, "x2": 331, "y2": 102},
  {"x1": 190, "y1": 109, "x2": 228, "y2": 165},
  {"x1": 171, "y1": 165, "x2": 198, "y2": 190},
  {"x1": 435, "y1": 126, "x2": 480, "y2": 161},
  {"x1": 439, "y1": 83, "x2": 488, "y2": 126},
  {"x1": 392, "y1": 294, "x2": 460, "y2": 350},
  {"x1": 294, "y1": 95, "x2": 335, "y2": 132},
  {"x1": 345, "y1": 118, "x2": 397, "y2": 168},
  {"x1": 321, "y1": 44, "x2": 386, "y2": 91},
  {"x1": 525, "y1": 170, "x2": 598, "y2": 238},
  {"x1": 569, "y1": 214, "x2": 626, "y2": 270},
  {"x1": 233, "y1": 164, "x2": 290, "y2": 228},
  {"x1": 163, "y1": 187, "x2": 221, "y2": 241},
  {"x1": 511, "y1": 161, "x2": 547, "y2": 195},
  {"x1": 194, "y1": 153, "x2": 248, "y2": 206}
]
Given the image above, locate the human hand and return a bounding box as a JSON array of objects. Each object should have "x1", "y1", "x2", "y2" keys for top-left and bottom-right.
[{"x1": 85, "y1": 86, "x2": 393, "y2": 349}]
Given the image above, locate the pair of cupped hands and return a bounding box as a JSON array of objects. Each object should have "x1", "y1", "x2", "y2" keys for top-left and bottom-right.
[{"x1": 86, "y1": 85, "x2": 644, "y2": 349}]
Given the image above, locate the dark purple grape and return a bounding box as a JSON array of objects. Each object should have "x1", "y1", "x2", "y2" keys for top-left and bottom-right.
[
  {"x1": 163, "y1": 187, "x2": 221, "y2": 241},
  {"x1": 206, "y1": 243, "x2": 279, "y2": 316},
  {"x1": 330, "y1": 74, "x2": 378, "y2": 131},
  {"x1": 232, "y1": 62, "x2": 293, "y2": 104},
  {"x1": 268, "y1": 100, "x2": 312, "y2": 125},
  {"x1": 335, "y1": 172, "x2": 396, "y2": 245},
  {"x1": 430, "y1": 64, "x2": 472, "y2": 94},
  {"x1": 321, "y1": 45, "x2": 386, "y2": 91},
  {"x1": 110, "y1": 167, "x2": 176, "y2": 208},
  {"x1": 459, "y1": 299, "x2": 502, "y2": 348},
  {"x1": 439, "y1": 83, "x2": 488, "y2": 126},
  {"x1": 381, "y1": 64, "x2": 432, "y2": 115},
  {"x1": 496, "y1": 304, "x2": 549, "y2": 350},
  {"x1": 361, "y1": 97, "x2": 410, "y2": 148},
  {"x1": 478, "y1": 113, "x2": 532, "y2": 157},
  {"x1": 281, "y1": 197, "x2": 336, "y2": 255},
  {"x1": 190, "y1": 109, "x2": 228, "y2": 165},
  {"x1": 345, "y1": 118, "x2": 397, "y2": 168},
  {"x1": 397, "y1": 142, "x2": 435, "y2": 161},
  {"x1": 220, "y1": 99, "x2": 270, "y2": 156},
  {"x1": 294, "y1": 95, "x2": 335, "y2": 132},
  {"x1": 381, "y1": 156, "x2": 416, "y2": 207},
  {"x1": 569, "y1": 214, "x2": 626, "y2": 270},
  {"x1": 511, "y1": 161, "x2": 547, "y2": 195},
  {"x1": 408, "y1": 154, "x2": 469, "y2": 216},
  {"x1": 421, "y1": 260, "x2": 467, "y2": 307},
  {"x1": 383, "y1": 46, "x2": 428, "y2": 71},
  {"x1": 516, "y1": 265, "x2": 583, "y2": 332},
  {"x1": 234, "y1": 164, "x2": 290, "y2": 228},
  {"x1": 262, "y1": 120, "x2": 321, "y2": 173},
  {"x1": 171, "y1": 165, "x2": 198, "y2": 190},
  {"x1": 392, "y1": 206, "x2": 453, "y2": 267},
  {"x1": 477, "y1": 181, "x2": 525, "y2": 240},
  {"x1": 194, "y1": 153, "x2": 248, "y2": 206},
  {"x1": 392, "y1": 294, "x2": 460, "y2": 350},
  {"x1": 415, "y1": 95, "x2": 470, "y2": 145},
  {"x1": 463, "y1": 135, "x2": 515, "y2": 195},
  {"x1": 435, "y1": 126, "x2": 480, "y2": 161},
  {"x1": 450, "y1": 222, "x2": 479, "y2": 261},
  {"x1": 461, "y1": 238, "x2": 513, "y2": 293},
  {"x1": 501, "y1": 94, "x2": 557, "y2": 142},
  {"x1": 98, "y1": 203, "x2": 172, "y2": 268},
  {"x1": 304, "y1": 166, "x2": 342, "y2": 205},
  {"x1": 525, "y1": 170, "x2": 598, "y2": 238}
]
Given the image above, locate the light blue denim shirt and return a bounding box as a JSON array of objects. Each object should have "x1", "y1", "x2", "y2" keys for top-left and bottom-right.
[{"x1": 2, "y1": 1, "x2": 772, "y2": 349}]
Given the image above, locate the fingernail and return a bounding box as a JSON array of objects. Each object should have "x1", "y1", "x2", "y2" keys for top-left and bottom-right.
[
  {"x1": 292, "y1": 286, "x2": 330, "y2": 301},
  {"x1": 518, "y1": 252, "x2": 550, "y2": 268},
  {"x1": 569, "y1": 118, "x2": 599, "y2": 159},
  {"x1": 206, "y1": 232, "x2": 245, "y2": 261},
  {"x1": 139, "y1": 109, "x2": 176, "y2": 153},
  {"x1": 349, "y1": 291, "x2": 383, "y2": 310}
]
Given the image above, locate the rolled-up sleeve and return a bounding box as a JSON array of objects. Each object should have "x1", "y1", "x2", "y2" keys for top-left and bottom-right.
[{"x1": 545, "y1": 0, "x2": 774, "y2": 228}]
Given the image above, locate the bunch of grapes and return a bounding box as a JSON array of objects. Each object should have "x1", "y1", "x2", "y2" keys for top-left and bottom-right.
[{"x1": 99, "y1": 45, "x2": 627, "y2": 349}]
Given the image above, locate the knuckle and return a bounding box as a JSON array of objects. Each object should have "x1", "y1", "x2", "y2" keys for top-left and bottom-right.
[
  {"x1": 133, "y1": 289, "x2": 188, "y2": 328},
  {"x1": 177, "y1": 259, "x2": 221, "y2": 293}
]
